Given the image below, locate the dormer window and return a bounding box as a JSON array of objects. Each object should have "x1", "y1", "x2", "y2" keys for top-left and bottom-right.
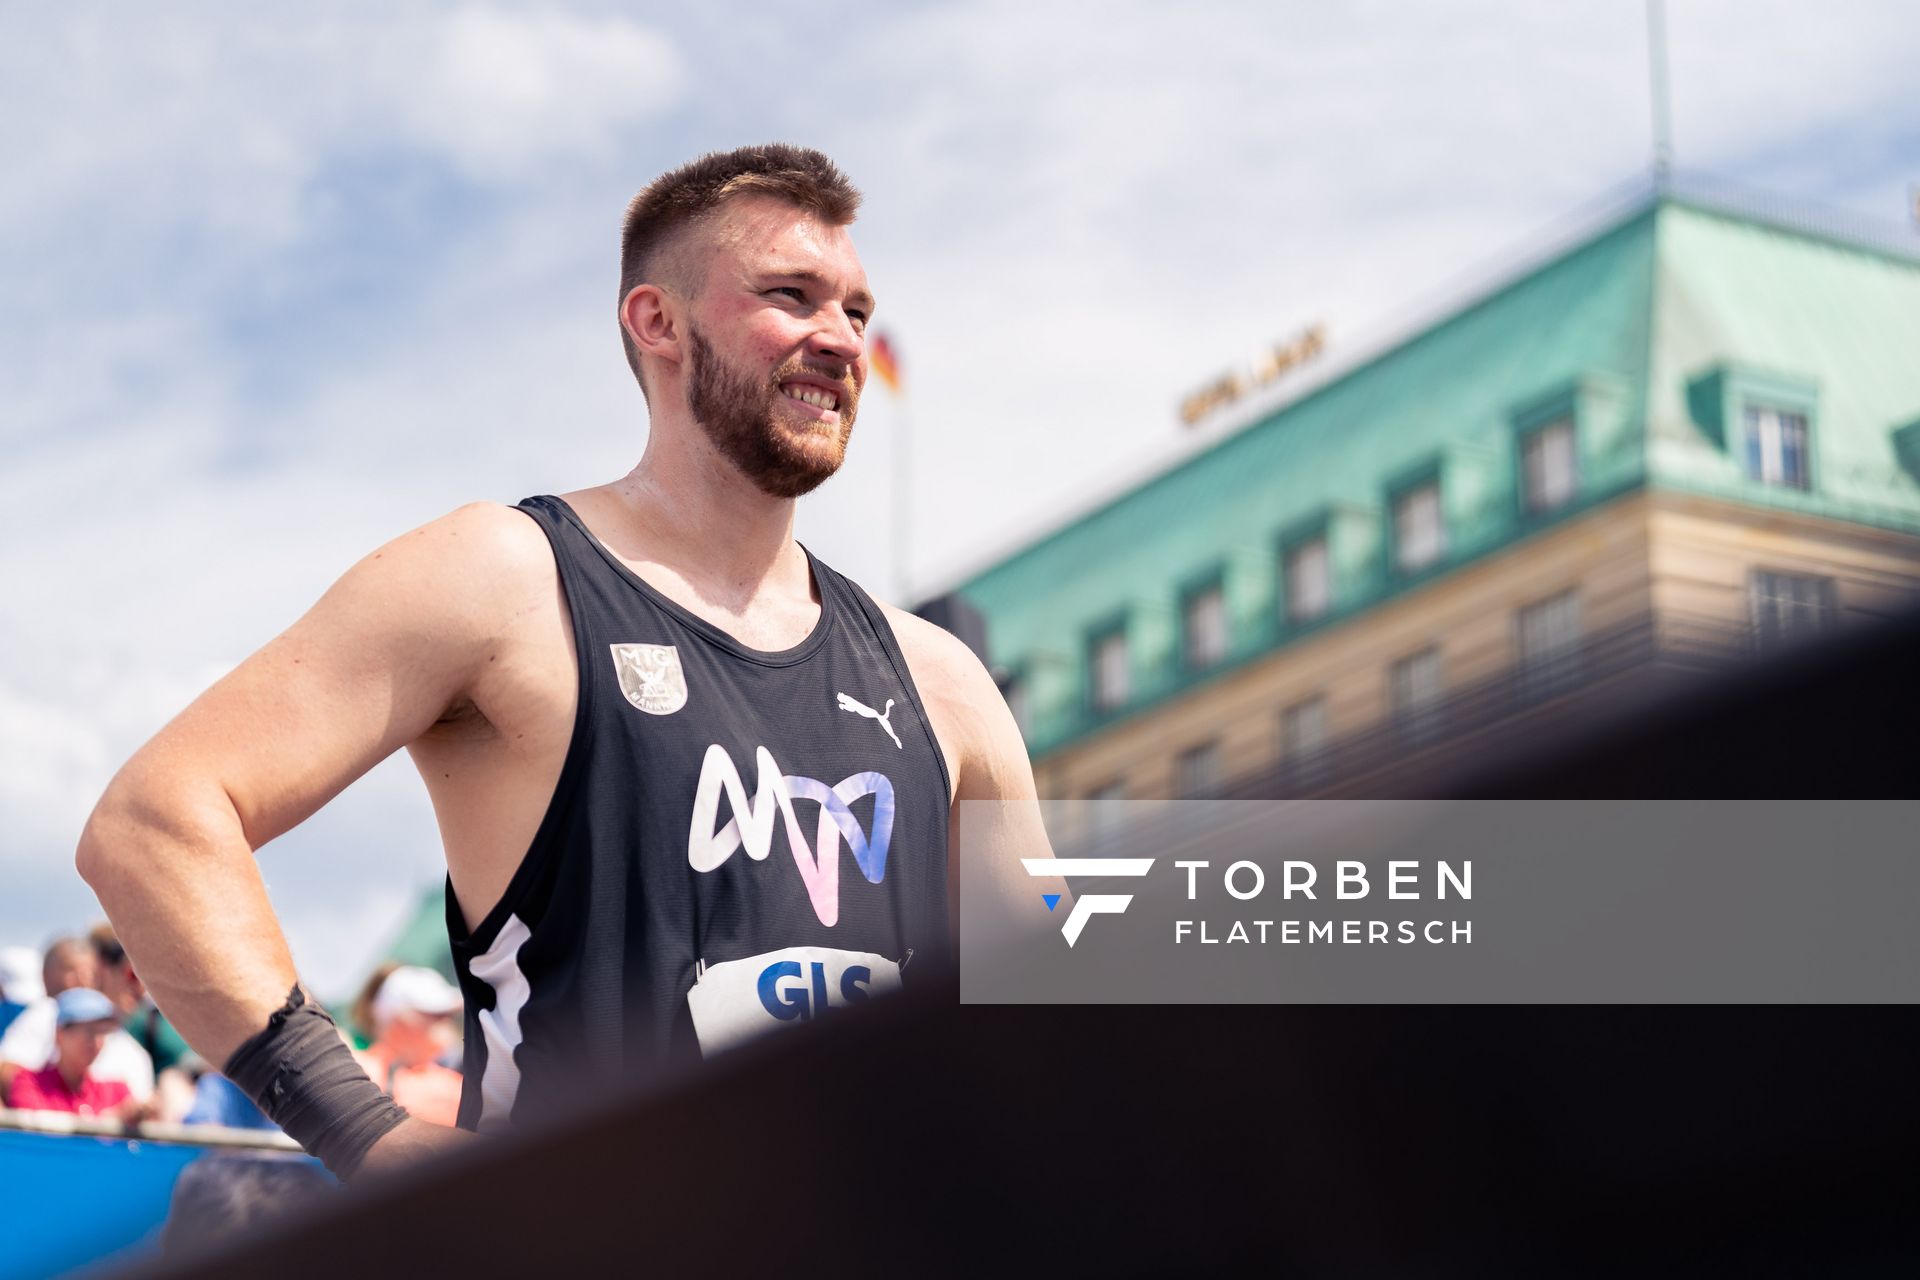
[
  {"x1": 999, "y1": 674, "x2": 1029, "y2": 736},
  {"x1": 1182, "y1": 582, "x2": 1228, "y2": 670},
  {"x1": 1393, "y1": 482, "x2": 1445, "y2": 573},
  {"x1": 1090, "y1": 628, "x2": 1129, "y2": 712},
  {"x1": 1742, "y1": 406, "x2": 1810, "y2": 489},
  {"x1": 1284, "y1": 536, "x2": 1331, "y2": 623},
  {"x1": 1521, "y1": 419, "x2": 1577, "y2": 513}
]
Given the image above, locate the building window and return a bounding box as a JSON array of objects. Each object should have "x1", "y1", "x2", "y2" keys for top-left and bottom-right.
[
  {"x1": 999, "y1": 674, "x2": 1029, "y2": 737},
  {"x1": 1516, "y1": 589, "x2": 1584, "y2": 703},
  {"x1": 1284, "y1": 536, "x2": 1331, "y2": 623},
  {"x1": 1521, "y1": 419, "x2": 1577, "y2": 514},
  {"x1": 1393, "y1": 482, "x2": 1445, "y2": 574},
  {"x1": 1090, "y1": 628, "x2": 1129, "y2": 713},
  {"x1": 1183, "y1": 582, "x2": 1228, "y2": 670},
  {"x1": 1742, "y1": 406, "x2": 1811, "y2": 490},
  {"x1": 1281, "y1": 695, "x2": 1329, "y2": 781},
  {"x1": 1389, "y1": 647, "x2": 1445, "y2": 744},
  {"x1": 1749, "y1": 571, "x2": 1836, "y2": 649},
  {"x1": 1176, "y1": 741, "x2": 1223, "y2": 797},
  {"x1": 1087, "y1": 777, "x2": 1127, "y2": 840}
]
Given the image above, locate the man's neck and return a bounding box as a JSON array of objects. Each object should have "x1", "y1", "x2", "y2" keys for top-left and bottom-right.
[
  {"x1": 601, "y1": 423, "x2": 812, "y2": 609},
  {"x1": 55, "y1": 1061, "x2": 87, "y2": 1093}
]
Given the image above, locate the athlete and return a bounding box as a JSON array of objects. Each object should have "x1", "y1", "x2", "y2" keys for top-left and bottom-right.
[{"x1": 76, "y1": 144, "x2": 1065, "y2": 1179}]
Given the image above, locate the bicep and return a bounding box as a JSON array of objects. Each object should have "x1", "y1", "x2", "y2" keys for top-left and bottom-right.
[{"x1": 111, "y1": 510, "x2": 505, "y2": 849}]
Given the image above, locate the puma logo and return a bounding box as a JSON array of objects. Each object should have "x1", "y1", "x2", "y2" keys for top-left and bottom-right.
[{"x1": 836, "y1": 691, "x2": 902, "y2": 750}]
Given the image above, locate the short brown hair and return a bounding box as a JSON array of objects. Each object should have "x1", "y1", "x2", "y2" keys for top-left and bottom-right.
[
  {"x1": 617, "y1": 143, "x2": 862, "y2": 392},
  {"x1": 350, "y1": 961, "x2": 402, "y2": 1044},
  {"x1": 87, "y1": 921, "x2": 125, "y2": 969}
]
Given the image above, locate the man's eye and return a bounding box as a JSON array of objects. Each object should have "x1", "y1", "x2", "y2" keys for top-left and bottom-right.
[
  {"x1": 772, "y1": 287, "x2": 805, "y2": 302},
  {"x1": 847, "y1": 311, "x2": 868, "y2": 330}
]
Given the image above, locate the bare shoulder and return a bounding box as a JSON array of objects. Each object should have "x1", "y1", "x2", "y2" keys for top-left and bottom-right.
[
  {"x1": 335, "y1": 501, "x2": 558, "y2": 640},
  {"x1": 377, "y1": 500, "x2": 554, "y2": 597},
  {"x1": 265, "y1": 499, "x2": 561, "y2": 707},
  {"x1": 875, "y1": 601, "x2": 1032, "y2": 801},
  {"x1": 877, "y1": 602, "x2": 1000, "y2": 704}
]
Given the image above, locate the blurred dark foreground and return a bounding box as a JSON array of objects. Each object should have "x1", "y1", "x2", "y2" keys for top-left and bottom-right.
[{"x1": 121, "y1": 608, "x2": 1919, "y2": 1278}]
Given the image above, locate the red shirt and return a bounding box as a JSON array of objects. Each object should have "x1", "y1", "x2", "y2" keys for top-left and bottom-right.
[
  {"x1": 352, "y1": 1044, "x2": 463, "y2": 1128},
  {"x1": 6, "y1": 1063, "x2": 132, "y2": 1118}
]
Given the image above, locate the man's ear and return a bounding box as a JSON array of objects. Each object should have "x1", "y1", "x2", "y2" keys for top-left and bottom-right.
[{"x1": 622, "y1": 283, "x2": 683, "y2": 371}]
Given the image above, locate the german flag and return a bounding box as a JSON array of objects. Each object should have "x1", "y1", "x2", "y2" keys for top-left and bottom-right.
[{"x1": 869, "y1": 330, "x2": 903, "y2": 394}]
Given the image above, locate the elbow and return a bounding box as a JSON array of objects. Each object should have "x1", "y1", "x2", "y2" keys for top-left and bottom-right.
[
  {"x1": 77, "y1": 768, "x2": 249, "y2": 899},
  {"x1": 75, "y1": 777, "x2": 135, "y2": 893},
  {"x1": 76, "y1": 768, "x2": 175, "y2": 895}
]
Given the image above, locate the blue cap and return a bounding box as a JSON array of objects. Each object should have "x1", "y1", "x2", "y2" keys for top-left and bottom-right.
[{"x1": 55, "y1": 987, "x2": 117, "y2": 1028}]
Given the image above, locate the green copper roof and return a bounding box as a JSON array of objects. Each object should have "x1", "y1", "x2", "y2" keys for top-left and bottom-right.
[
  {"x1": 1647, "y1": 197, "x2": 1920, "y2": 524},
  {"x1": 958, "y1": 188, "x2": 1920, "y2": 757}
]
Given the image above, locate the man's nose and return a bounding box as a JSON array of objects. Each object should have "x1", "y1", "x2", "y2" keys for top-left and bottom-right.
[{"x1": 809, "y1": 306, "x2": 865, "y2": 365}]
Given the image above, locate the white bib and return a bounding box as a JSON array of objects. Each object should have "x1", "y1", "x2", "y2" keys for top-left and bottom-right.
[{"x1": 687, "y1": 946, "x2": 903, "y2": 1055}]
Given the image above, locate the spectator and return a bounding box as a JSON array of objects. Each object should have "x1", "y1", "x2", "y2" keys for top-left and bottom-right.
[
  {"x1": 37, "y1": 936, "x2": 93, "y2": 993},
  {"x1": 5, "y1": 988, "x2": 149, "y2": 1121},
  {"x1": 0, "y1": 945, "x2": 43, "y2": 1040},
  {"x1": 350, "y1": 965, "x2": 464, "y2": 1127},
  {"x1": 181, "y1": 1058, "x2": 278, "y2": 1132},
  {"x1": 0, "y1": 936, "x2": 153, "y2": 1103},
  {"x1": 349, "y1": 961, "x2": 402, "y2": 1051},
  {"x1": 90, "y1": 922, "x2": 192, "y2": 1075},
  {"x1": 89, "y1": 921, "x2": 197, "y2": 1120}
]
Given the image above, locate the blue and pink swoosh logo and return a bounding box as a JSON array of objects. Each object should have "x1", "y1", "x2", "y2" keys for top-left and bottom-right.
[{"x1": 687, "y1": 744, "x2": 893, "y2": 925}]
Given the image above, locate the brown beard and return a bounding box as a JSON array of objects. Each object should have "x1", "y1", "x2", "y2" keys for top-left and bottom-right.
[{"x1": 685, "y1": 325, "x2": 858, "y2": 499}]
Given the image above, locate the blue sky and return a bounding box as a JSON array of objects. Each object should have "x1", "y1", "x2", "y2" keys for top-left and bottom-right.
[{"x1": 3, "y1": 1, "x2": 1917, "y2": 995}]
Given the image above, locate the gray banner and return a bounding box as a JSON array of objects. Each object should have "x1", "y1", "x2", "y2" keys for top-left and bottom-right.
[{"x1": 958, "y1": 800, "x2": 1920, "y2": 1003}]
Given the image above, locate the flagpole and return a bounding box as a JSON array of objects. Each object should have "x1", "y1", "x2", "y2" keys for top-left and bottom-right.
[
  {"x1": 872, "y1": 331, "x2": 911, "y2": 606},
  {"x1": 893, "y1": 391, "x2": 912, "y2": 606},
  {"x1": 1646, "y1": 0, "x2": 1674, "y2": 183}
]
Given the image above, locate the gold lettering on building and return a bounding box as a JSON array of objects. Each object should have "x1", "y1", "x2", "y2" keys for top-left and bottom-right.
[{"x1": 1179, "y1": 324, "x2": 1326, "y2": 428}]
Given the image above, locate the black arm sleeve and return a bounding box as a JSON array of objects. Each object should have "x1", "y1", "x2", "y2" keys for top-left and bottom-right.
[{"x1": 223, "y1": 984, "x2": 410, "y2": 1181}]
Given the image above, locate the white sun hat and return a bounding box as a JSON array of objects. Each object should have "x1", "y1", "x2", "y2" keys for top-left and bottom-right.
[{"x1": 371, "y1": 965, "x2": 462, "y2": 1028}]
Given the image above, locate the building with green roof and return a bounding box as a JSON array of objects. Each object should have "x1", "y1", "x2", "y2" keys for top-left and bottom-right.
[{"x1": 951, "y1": 179, "x2": 1920, "y2": 798}]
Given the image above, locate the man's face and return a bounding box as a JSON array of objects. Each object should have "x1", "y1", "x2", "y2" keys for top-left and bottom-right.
[
  {"x1": 680, "y1": 195, "x2": 873, "y2": 499},
  {"x1": 45, "y1": 951, "x2": 96, "y2": 996},
  {"x1": 55, "y1": 1020, "x2": 114, "y2": 1074},
  {"x1": 95, "y1": 959, "x2": 141, "y2": 1014},
  {"x1": 381, "y1": 1009, "x2": 459, "y2": 1068}
]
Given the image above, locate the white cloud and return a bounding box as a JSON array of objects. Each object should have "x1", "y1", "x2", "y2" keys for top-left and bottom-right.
[
  {"x1": 401, "y1": 8, "x2": 683, "y2": 180},
  {"x1": 1664, "y1": 0, "x2": 1916, "y2": 168},
  {"x1": 0, "y1": 7, "x2": 684, "y2": 237},
  {"x1": 0, "y1": 683, "x2": 113, "y2": 852}
]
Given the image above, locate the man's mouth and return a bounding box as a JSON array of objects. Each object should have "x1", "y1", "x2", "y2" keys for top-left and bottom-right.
[{"x1": 779, "y1": 380, "x2": 842, "y2": 414}]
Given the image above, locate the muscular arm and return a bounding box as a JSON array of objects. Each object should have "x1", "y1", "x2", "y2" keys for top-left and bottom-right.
[{"x1": 73, "y1": 503, "x2": 530, "y2": 1079}]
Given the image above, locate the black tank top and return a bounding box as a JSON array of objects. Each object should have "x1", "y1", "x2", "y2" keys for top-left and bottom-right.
[{"x1": 446, "y1": 495, "x2": 952, "y2": 1133}]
